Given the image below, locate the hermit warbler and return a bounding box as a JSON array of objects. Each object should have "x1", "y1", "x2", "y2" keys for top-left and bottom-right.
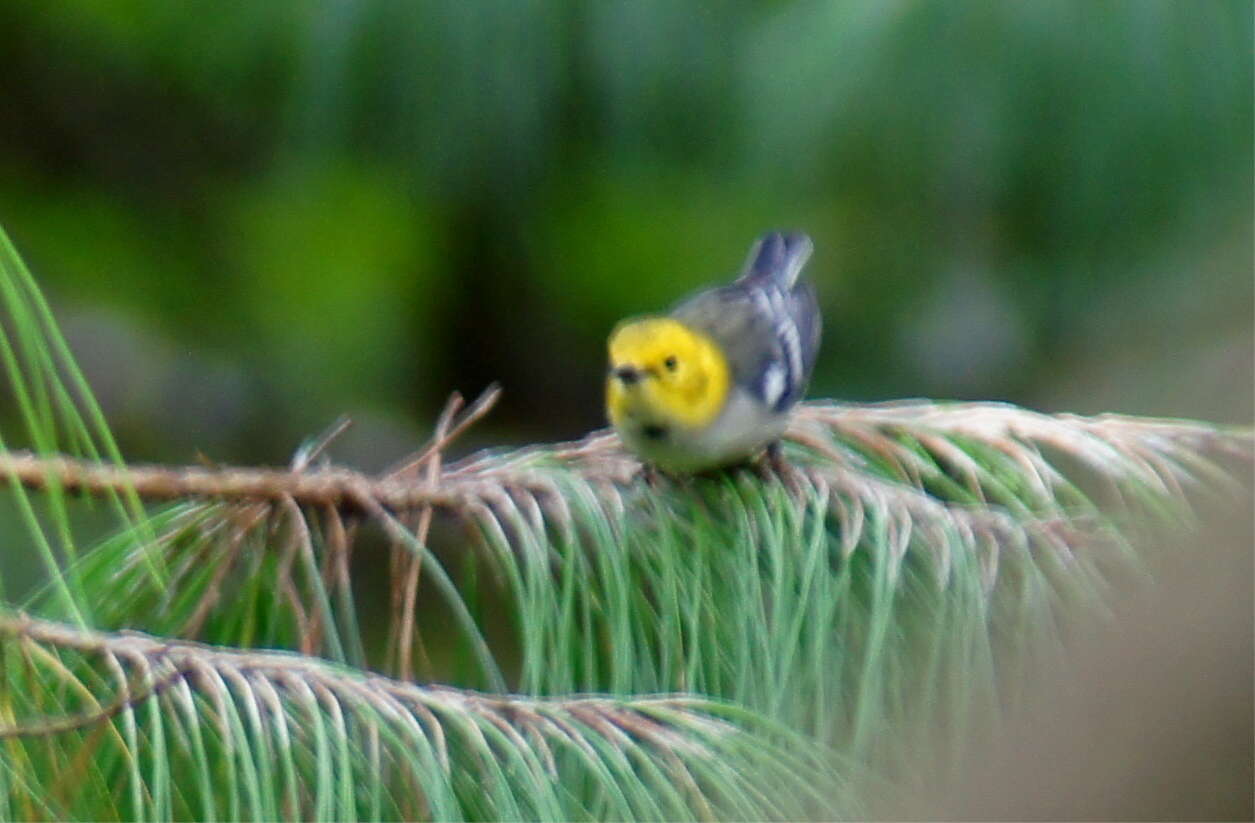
[{"x1": 606, "y1": 231, "x2": 821, "y2": 473}]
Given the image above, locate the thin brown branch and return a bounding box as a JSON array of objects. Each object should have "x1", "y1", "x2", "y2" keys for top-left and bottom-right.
[
  {"x1": 387, "y1": 390, "x2": 466, "y2": 675},
  {"x1": 396, "y1": 392, "x2": 461, "y2": 679},
  {"x1": 385, "y1": 382, "x2": 501, "y2": 480},
  {"x1": 178, "y1": 504, "x2": 267, "y2": 638},
  {"x1": 291, "y1": 415, "x2": 354, "y2": 472},
  {"x1": 0, "y1": 402, "x2": 1244, "y2": 520},
  {"x1": 280, "y1": 496, "x2": 317, "y2": 654}
]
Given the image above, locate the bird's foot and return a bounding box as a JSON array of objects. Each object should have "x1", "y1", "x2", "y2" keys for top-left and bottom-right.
[
  {"x1": 756, "y1": 441, "x2": 799, "y2": 489},
  {"x1": 636, "y1": 462, "x2": 664, "y2": 489},
  {"x1": 765, "y1": 440, "x2": 787, "y2": 473}
]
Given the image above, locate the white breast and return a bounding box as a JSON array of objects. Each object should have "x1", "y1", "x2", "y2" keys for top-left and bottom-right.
[{"x1": 616, "y1": 387, "x2": 787, "y2": 473}]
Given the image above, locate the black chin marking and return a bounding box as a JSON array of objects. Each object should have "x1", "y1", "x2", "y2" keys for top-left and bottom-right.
[{"x1": 641, "y1": 424, "x2": 667, "y2": 441}]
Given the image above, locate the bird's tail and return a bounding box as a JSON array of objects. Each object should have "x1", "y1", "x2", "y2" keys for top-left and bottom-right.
[{"x1": 739, "y1": 231, "x2": 813, "y2": 287}]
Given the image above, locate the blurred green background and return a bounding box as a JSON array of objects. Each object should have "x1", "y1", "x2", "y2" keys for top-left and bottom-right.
[{"x1": 1, "y1": 0, "x2": 1251, "y2": 469}]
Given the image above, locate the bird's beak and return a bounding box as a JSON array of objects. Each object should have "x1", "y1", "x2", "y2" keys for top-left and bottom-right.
[{"x1": 612, "y1": 365, "x2": 642, "y2": 386}]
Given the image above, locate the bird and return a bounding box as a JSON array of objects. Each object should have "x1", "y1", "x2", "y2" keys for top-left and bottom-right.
[{"x1": 605, "y1": 231, "x2": 821, "y2": 474}]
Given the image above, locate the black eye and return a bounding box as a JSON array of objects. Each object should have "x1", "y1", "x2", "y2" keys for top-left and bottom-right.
[{"x1": 664, "y1": 356, "x2": 678, "y2": 371}]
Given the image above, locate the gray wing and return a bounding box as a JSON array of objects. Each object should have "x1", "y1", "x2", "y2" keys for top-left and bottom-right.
[{"x1": 673, "y1": 273, "x2": 821, "y2": 413}]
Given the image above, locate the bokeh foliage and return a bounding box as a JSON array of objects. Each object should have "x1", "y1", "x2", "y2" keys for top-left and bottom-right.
[{"x1": 0, "y1": 0, "x2": 1250, "y2": 469}]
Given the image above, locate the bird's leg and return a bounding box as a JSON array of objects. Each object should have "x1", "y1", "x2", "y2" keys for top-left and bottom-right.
[
  {"x1": 763, "y1": 440, "x2": 807, "y2": 497},
  {"x1": 764, "y1": 440, "x2": 787, "y2": 474},
  {"x1": 755, "y1": 440, "x2": 796, "y2": 488},
  {"x1": 753, "y1": 443, "x2": 775, "y2": 482},
  {"x1": 636, "y1": 461, "x2": 663, "y2": 489}
]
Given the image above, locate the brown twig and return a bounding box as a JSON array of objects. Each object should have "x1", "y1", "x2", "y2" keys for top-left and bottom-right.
[
  {"x1": 385, "y1": 383, "x2": 501, "y2": 480},
  {"x1": 395, "y1": 392, "x2": 463, "y2": 680},
  {"x1": 291, "y1": 415, "x2": 354, "y2": 472},
  {"x1": 280, "y1": 495, "x2": 318, "y2": 654},
  {"x1": 0, "y1": 402, "x2": 1243, "y2": 520},
  {"x1": 178, "y1": 505, "x2": 268, "y2": 638}
]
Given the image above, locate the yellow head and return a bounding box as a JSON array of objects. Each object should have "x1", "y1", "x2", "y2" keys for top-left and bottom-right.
[{"x1": 606, "y1": 317, "x2": 731, "y2": 430}]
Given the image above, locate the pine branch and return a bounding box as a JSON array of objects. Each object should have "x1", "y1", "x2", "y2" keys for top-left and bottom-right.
[
  {"x1": 0, "y1": 612, "x2": 846, "y2": 821},
  {"x1": 1, "y1": 401, "x2": 1246, "y2": 515},
  {"x1": 21, "y1": 399, "x2": 1249, "y2": 679},
  {"x1": 13, "y1": 392, "x2": 1250, "y2": 774}
]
